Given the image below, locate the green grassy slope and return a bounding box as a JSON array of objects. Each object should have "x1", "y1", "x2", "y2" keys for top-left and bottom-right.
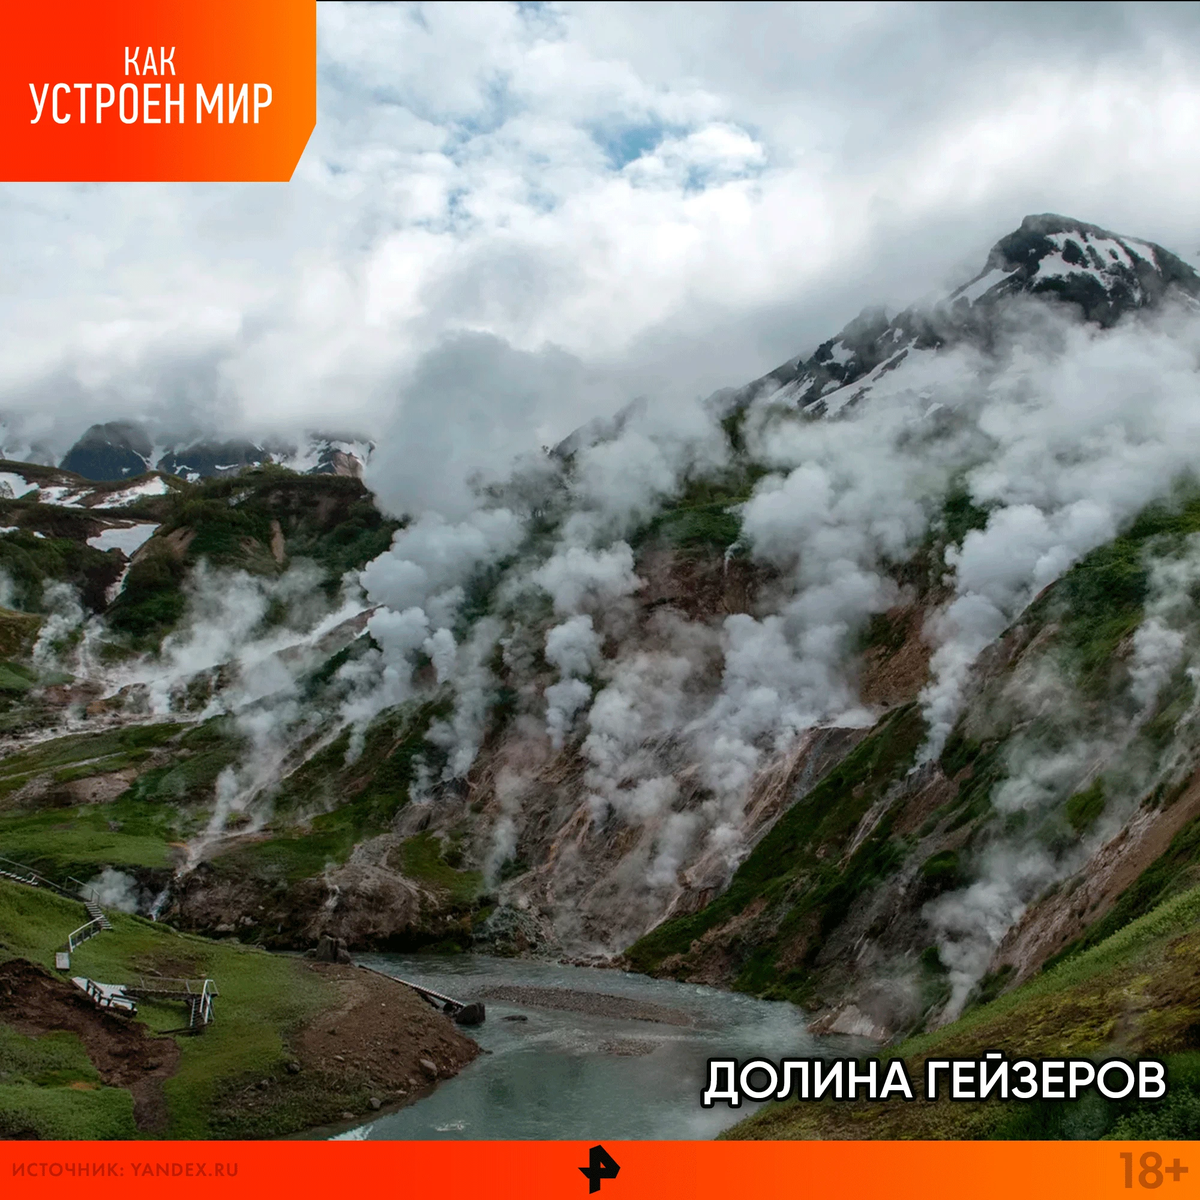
[
  {"x1": 0, "y1": 878, "x2": 354, "y2": 1139},
  {"x1": 726, "y1": 882, "x2": 1200, "y2": 1139},
  {"x1": 106, "y1": 468, "x2": 400, "y2": 647}
]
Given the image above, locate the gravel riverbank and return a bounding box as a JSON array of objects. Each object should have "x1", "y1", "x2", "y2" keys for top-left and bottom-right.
[{"x1": 477, "y1": 983, "x2": 694, "y2": 1026}]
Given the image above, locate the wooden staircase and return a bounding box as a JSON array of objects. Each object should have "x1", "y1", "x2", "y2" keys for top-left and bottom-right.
[
  {"x1": 2, "y1": 852, "x2": 218, "y2": 1032},
  {"x1": 0, "y1": 866, "x2": 39, "y2": 887}
]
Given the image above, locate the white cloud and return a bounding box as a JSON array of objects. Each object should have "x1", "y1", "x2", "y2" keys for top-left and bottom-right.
[{"x1": 5, "y1": 3, "x2": 1200, "y2": 503}]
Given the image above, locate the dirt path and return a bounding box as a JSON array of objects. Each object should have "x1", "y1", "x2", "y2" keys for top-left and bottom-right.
[{"x1": 292, "y1": 962, "x2": 479, "y2": 1095}]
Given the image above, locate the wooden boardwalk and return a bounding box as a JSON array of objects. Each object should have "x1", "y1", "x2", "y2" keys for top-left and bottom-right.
[{"x1": 71, "y1": 976, "x2": 137, "y2": 1015}]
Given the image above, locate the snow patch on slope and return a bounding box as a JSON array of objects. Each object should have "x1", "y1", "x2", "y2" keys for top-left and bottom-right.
[
  {"x1": 953, "y1": 266, "x2": 1016, "y2": 305},
  {"x1": 0, "y1": 472, "x2": 36, "y2": 500},
  {"x1": 100, "y1": 477, "x2": 170, "y2": 506},
  {"x1": 87, "y1": 523, "x2": 159, "y2": 556}
]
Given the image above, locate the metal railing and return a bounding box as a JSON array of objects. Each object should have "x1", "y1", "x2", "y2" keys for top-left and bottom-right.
[
  {"x1": 123, "y1": 977, "x2": 219, "y2": 1028},
  {"x1": 0, "y1": 856, "x2": 60, "y2": 893},
  {"x1": 0, "y1": 856, "x2": 98, "y2": 903},
  {"x1": 191, "y1": 979, "x2": 217, "y2": 1027},
  {"x1": 2, "y1": 849, "x2": 217, "y2": 1030},
  {"x1": 66, "y1": 918, "x2": 105, "y2": 953},
  {"x1": 77, "y1": 978, "x2": 137, "y2": 1015},
  {"x1": 67, "y1": 876, "x2": 101, "y2": 905}
]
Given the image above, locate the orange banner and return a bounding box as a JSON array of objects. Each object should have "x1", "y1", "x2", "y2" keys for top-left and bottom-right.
[
  {"x1": 2, "y1": 1141, "x2": 1197, "y2": 1199},
  {"x1": 1, "y1": 0, "x2": 315, "y2": 181}
]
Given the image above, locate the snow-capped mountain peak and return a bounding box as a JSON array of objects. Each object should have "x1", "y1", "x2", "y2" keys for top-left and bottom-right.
[
  {"x1": 947, "y1": 213, "x2": 1200, "y2": 321},
  {"x1": 722, "y1": 214, "x2": 1200, "y2": 423}
]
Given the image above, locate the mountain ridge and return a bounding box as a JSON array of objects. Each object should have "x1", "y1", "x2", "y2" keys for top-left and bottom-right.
[
  {"x1": 4, "y1": 213, "x2": 1200, "y2": 1139},
  {"x1": 55, "y1": 423, "x2": 374, "y2": 484},
  {"x1": 717, "y1": 212, "x2": 1200, "y2": 424}
]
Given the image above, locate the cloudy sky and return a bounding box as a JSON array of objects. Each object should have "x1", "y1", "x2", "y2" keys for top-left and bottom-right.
[{"x1": 2, "y1": 1, "x2": 1200, "y2": 474}]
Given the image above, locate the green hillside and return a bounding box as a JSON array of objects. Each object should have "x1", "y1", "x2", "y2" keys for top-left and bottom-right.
[{"x1": 727, "y1": 882, "x2": 1200, "y2": 1139}]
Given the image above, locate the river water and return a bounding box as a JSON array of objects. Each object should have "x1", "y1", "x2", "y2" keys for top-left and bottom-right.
[{"x1": 326, "y1": 953, "x2": 867, "y2": 1141}]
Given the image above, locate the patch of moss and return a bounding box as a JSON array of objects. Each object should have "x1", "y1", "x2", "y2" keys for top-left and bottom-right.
[
  {"x1": 1038, "y1": 488, "x2": 1200, "y2": 696},
  {"x1": 650, "y1": 503, "x2": 742, "y2": 554},
  {"x1": 454, "y1": 558, "x2": 515, "y2": 634},
  {"x1": 1065, "y1": 779, "x2": 1105, "y2": 835},
  {"x1": 1045, "y1": 804, "x2": 1200, "y2": 971},
  {"x1": 0, "y1": 611, "x2": 42, "y2": 659},
  {"x1": 105, "y1": 550, "x2": 188, "y2": 641},
  {"x1": 1055, "y1": 537, "x2": 1148, "y2": 690},
  {"x1": 122, "y1": 720, "x2": 246, "y2": 810},
  {"x1": 0, "y1": 805, "x2": 173, "y2": 873},
  {"x1": 211, "y1": 700, "x2": 449, "y2": 884},
  {"x1": 920, "y1": 849, "x2": 963, "y2": 893},
  {"x1": 920, "y1": 945, "x2": 947, "y2": 974},
  {"x1": 397, "y1": 832, "x2": 482, "y2": 905},
  {"x1": 171, "y1": 498, "x2": 274, "y2": 564},
  {"x1": 938, "y1": 735, "x2": 1004, "y2": 832},
  {"x1": 0, "y1": 1077, "x2": 138, "y2": 1139},
  {"x1": 938, "y1": 729, "x2": 983, "y2": 778},
  {"x1": 630, "y1": 468, "x2": 767, "y2": 558},
  {"x1": 0, "y1": 1026, "x2": 134, "y2": 1137},
  {"x1": 0, "y1": 530, "x2": 122, "y2": 614},
  {"x1": 0, "y1": 1024, "x2": 101, "y2": 1087},
  {"x1": 299, "y1": 635, "x2": 374, "y2": 699},
  {"x1": 858, "y1": 610, "x2": 908, "y2": 656},
  {"x1": 940, "y1": 483, "x2": 990, "y2": 548},
  {"x1": 965, "y1": 962, "x2": 1015, "y2": 1013},
  {"x1": 498, "y1": 856, "x2": 529, "y2": 883},
  {"x1": 0, "y1": 722, "x2": 183, "y2": 784},
  {"x1": 225, "y1": 474, "x2": 401, "y2": 588},
  {"x1": 0, "y1": 660, "x2": 36, "y2": 693},
  {"x1": 720, "y1": 408, "x2": 746, "y2": 455},
  {"x1": 1143, "y1": 674, "x2": 1195, "y2": 750},
  {"x1": 725, "y1": 883, "x2": 1200, "y2": 1140},
  {"x1": 108, "y1": 471, "x2": 401, "y2": 645}
]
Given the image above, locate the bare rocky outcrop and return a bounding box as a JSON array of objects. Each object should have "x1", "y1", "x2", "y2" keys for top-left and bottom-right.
[
  {"x1": 170, "y1": 856, "x2": 465, "y2": 950},
  {"x1": 310, "y1": 934, "x2": 353, "y2": 963}
]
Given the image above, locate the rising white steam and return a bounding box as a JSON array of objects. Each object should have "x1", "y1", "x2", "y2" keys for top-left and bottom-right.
[
  {"x1": 39, "y1": 234, "x2": 1200, "y2": 971},
  {"x1": 925, "y1": 534, "x2": 1200, "y2": 1018},
  {"x1": 31, "y1": 582, "x2": 84, "y2": 670},
  {"x1": 543, "y1": 614, "x2": 601, "y2": 748},
  {"x1": 341, "y1": 295, "x2": 1200, "y2": 947},
  {"x1": 83, "y1": 867, "x2": 143, "y2": 914}
]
